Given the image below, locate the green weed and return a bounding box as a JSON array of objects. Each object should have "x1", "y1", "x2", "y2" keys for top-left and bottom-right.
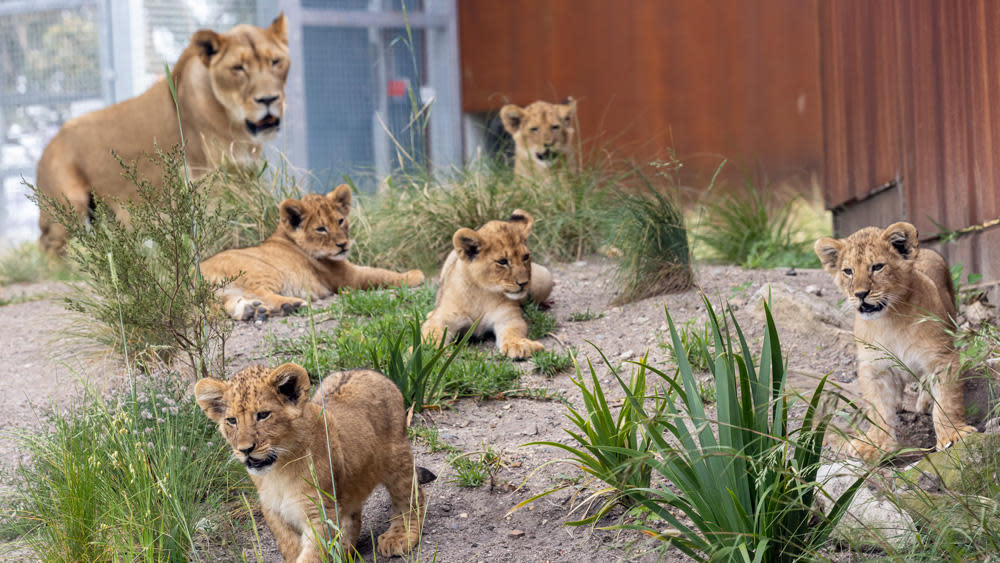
[
  {"x1": 532, "y1": 348, "x2": 575, "y2": 378},
  {"x1": 0, "y1": 242, "x2": 77, "y2": 285},
  {"x1": 568, "y1": 309, "x2": 604, "y2": 322},
  {"x1": 408, "y1": 426, "x2": 461, "y2": 455},
  {"x1": 659, "y1": 318, "x2": 713, "y2": 372},
  {"x1": 523, "y1": 300, "x2": 557, "y2": 340},
  {"x1": 447, "y1": 447, "x2": 504, "y2": 488}
]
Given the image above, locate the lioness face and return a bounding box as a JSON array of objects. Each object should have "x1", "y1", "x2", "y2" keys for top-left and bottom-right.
[
  {"x1": 195, "y1": 364, "x2": 311, "y2": 476},
  {"x1": 190, "y1": 14, "x2": 289, "y2": 141},
  {"x1": 500, "y1": 100, "x2": 576, "y2": 169},
  {"x1": 278, "y1": 184, "x2": 353, "y2": 261},
  {"x1": 453, "y1": 210, "x2": 535, "y2": 300},
  {"x1": 815, "y1": 222, "x2": 919, "y2": 320}
]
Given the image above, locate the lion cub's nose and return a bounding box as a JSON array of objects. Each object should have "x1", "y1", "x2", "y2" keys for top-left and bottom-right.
[
  {"x1": 854, "y1": 289, "x2": 870, "y2": 300},
  {"x1": 239, "y1": 443, "x2": 256, "y2": 455},
  {"x1": 517, "y1": 281, "x2": 528, "y2": 289}
]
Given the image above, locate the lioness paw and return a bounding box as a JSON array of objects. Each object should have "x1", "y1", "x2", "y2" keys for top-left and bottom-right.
[
  {"x1": 501, "y1": 338, "x2": 544, "y2": 360},
  {"x1": 403, "y1": 269, "x2": 425, "y2": 286},
  {"x1": 936, "y1": 425, "x2": 977, "y2": 450},
  {"x1": 845, "y1": 438, "x2": 898, "y2": 464},
  {"x1": 376, "y1": 530, "x2": 418, "y2": 557}
]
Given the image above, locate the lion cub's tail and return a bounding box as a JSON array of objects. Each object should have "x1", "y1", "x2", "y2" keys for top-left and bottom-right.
[{"x1": 416, "y1": 466, "x2": 437, "y2": 485}]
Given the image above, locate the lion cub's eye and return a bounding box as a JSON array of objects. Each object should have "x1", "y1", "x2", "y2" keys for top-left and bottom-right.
[
  {"x1": 497, "y1": 258, "x2": 509, "y2": 266},
  {"x1": 256, "y1": 411, "x2": 271, "y2": 421},
  {"x1": 232, "y1": 64, "x2": 245, "y2": 73},
  {"x1": 316, "y1": 226, "x2": 327, "y2": 234},
  {"x1": 271, "y1": 58, "x2": 281, "y2": 66},
  {"x1": 225, "y1": 417, "x2": 237, "y2": 426},
  {"x1": 523, "y1": 253, "x2": 530, "y2": 262},
  {"x1": 842, "y1": 268, "x2": 853, "y2": 276},
  {"x1": 551, "y1": 124, "x2": 560, "y2": 130},
  {"x1": 871, "y1": 263, "x2": 884, "y2": 272},
  {"x1": 529, "y1": 126, "x2": 539, "y2": 133},
  {"x1": 338, "y1": 218, "x2": 344, "y2": 226}
]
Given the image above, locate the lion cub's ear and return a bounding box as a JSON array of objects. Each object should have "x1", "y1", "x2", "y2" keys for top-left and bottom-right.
[
  {"x1": 328, "y1": 184, "x2": 352, "y2": 215},
  {"x1": 269, "y1": 13, "x2": 288, "y2": 45},
  {"x1": 508, "y1": 209, "x2": 534, "y2": 235},
  {"x1": 882, "y1": 222, "x2": 919, "y2": 259},
  {"x1": 814, "y1": 237, "x2": 843, "y2": 274},
  {"x1": 279, "y1": 199, "x2": 304, "y2": 230},
  {"x1": 270, "y1": 363, "x2": 311, "y2": 406},
  {"x1": 500, "y1": 105, "x2": 525, "y2": 135},
  {"x1": 191, "y1": 30, "x2": 225, "y2": 67},
  {"x1": 453, "y1": 228, "x2": 483, "y2": 261},
  {"x1": 558, "y1": 98, "x2": 577, "y2": 127},
  {"x1": 195, "y1": 378, "x2": 230, "y2": 423}
]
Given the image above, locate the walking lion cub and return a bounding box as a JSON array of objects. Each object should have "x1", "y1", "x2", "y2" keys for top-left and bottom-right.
[
  {"x1": 200, "y1": 184, "x2": 424, "y2": 320},
  {"x1": 815, "y1": 222, "x2": 976, "y2": 462},
  {"x1": 195, "y1": 364, "x2": 435, "y2": 559}
]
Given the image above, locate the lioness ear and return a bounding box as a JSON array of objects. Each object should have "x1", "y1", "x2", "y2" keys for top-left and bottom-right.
[
  {"x1": 194, "y1": 378, "x2": 229, "y2": 423},
  {"x1": 270, "y1": 363, "x2": 310, "y2": 406},
  {"x1": 453, "y1": 228, "x2": 483, "y2": 261},
  {"x1": 328, "y1": 184, "x2": 352, "y2": 215},
  {"x1": 500, "y1": 105, "x2": 525, "y2": 134},
  {"x1": 269, "y1": 13, "x2": 288, "y2": 45},
  {"x1": 508, "y1": 209, "x2": 534, "y2": 235},
  {"x1": 883, "y1": 222, "x2": 918, "y2": 258},
  {"x1": 814, "y1": 237, "x2": 843, "y2": 274},
  {"x1": 191, "y1": 30, "x2": 225, "y2": 67},
  {"x1": 279, "y1": 199, "x2": 304, "y2": 230}
]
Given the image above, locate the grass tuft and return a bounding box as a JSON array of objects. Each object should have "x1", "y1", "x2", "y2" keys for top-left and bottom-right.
[{"x1": 0, "y1": 242, "x2": 77, "y2": 285}]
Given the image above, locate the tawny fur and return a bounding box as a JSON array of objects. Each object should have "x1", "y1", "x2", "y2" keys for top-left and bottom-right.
[
  {"x1": 815, "y1": 222, "x2": 976, "y2": 462},
  {"x1": 195, "y1": 364, "x2": 432, "y2": 559},
  {"x1": 421, "y1": 210, "x2": 554, "y2": 360},
  {"x1": 500, "y1": 99, "x2": 578, "y2": 180},
  {"x1": 200, "y1": 184, "x2": 424, "y2": 321},
  {"x1": 37, "y1": 15, "x2": 290, "y2": 255}
]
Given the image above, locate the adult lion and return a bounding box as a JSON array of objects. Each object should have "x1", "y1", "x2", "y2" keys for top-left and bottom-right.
[{"x1": 36, "y1": 15, "x2": 290, "y2": 255}]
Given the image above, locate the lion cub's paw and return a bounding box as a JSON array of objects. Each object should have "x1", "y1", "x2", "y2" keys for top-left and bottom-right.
[
  {"x1": 376, "y1": 529, "x2": 419, "y2": 558},
  {"x1": 936, "y1": 425, "x2": 978, "y2": 450},
  {"x1": 501, "y1": 338, "x2": 544, "y2": 360},
  {"x1": 403, "y1": 269, "x2": 425, "y2": 286},
  {"x1": 279, "y1": 299, "x2": 306, "y2": 315}
]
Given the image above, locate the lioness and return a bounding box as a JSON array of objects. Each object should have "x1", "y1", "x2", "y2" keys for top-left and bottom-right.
[
  {"x1": 815, "y1": 222, "x2": 977, "y2": 462},
  {"x1": 421, "y1": 210, "x2": 553, "y2": 359},
  {"x1": 37, "y1": 15, "x2": 290, "y2": 255},
  {"x1": 195, "y1": 363, "x2": 435, "y2": 559},
  {"x1": 500, "y1": 98, "x2": 578, "y2": 179},
  {"x1": 200, "y1": 184, "x2": 424, "y2": 320}
]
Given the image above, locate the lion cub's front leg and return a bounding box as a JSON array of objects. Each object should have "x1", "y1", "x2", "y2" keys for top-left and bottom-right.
[
  {"x1": 850, "y1": 361, "x2": 902, "y2": 462},
  {"x1": 344, "y1": 264, "x2": 425, "y2": 291},
  {"x1": 930, "y1": 362, "x2": 977, "y2": 450},
  {"x1": 494, "y1": 306, "x2": 543, "y2": 360}
]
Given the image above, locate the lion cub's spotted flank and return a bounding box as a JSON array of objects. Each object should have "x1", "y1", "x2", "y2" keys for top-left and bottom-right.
[
  {"x1": 195, "y1": 364, "x2": 435, "y2": 559},
  {"x1": 421, "y1": 210, "x2": 554, "y2": 360},
  {"x1": 815, "y1": 222, "x2": 976, "y2": 462},
  {"x1": 200, "y1": 184, "x2": 424, "y2": 321}
]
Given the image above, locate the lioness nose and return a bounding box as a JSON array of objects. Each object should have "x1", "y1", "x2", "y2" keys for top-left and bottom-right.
[
  {"x1": 854, "y1": 289, "x2": 870, "y2": 300},
  {"x1": 255, "y1": 95, "x2": 279, "y2": 106},
  {"x1": 239, "y1": 443, "x2": 256, "y2": 455}
]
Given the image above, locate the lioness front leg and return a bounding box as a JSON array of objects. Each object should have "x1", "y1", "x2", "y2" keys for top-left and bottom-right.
[
  {"x1": 495, "y1": 311, "x2": 543, "y2": 360},
  {"x1": 850, "y1": 362, "x2": 902, "y2": 462},
  {"x1": 344, "y1": 264, "x2": 425, "y2": 290},
  {"x1": 931, "y1": 362, "x2": 977, "y2": 450}
]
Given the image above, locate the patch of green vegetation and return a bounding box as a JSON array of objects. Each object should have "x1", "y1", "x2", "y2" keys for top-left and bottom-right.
[
  {"x1": 522, "y1": 300, "x2": 557, "y2": 340},
  {"x1": 659, "y1": 318, "x2": 713, "y2": 372},
  {"x1": 408, "y1": 425, "x2": 461, "y2": 455},
  {"x1": 532, "y1": 348, "x2": 575, "y2": 378},
  {"x1": 568, "y1": 309, "x2": 604, "y2": 322},
  {"x1": 0, "y1": 242, "x2": 77, "y2": 285},
  {"x1": 446, "y1": 447, "x2": 504, "y2": 488}
]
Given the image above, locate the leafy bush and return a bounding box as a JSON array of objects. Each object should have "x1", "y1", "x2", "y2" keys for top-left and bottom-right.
[{"x1": 30, "y1": 146, "x2": 233, "y2": 376}]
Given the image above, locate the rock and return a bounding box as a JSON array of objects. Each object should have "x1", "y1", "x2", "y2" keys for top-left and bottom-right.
[
  {"x1": 507, "y1": 529, "x2": 525, "y2": 538},
  {"x1": 785, "y1": 267, "x2": 798, "y2": 276},
  {"x1": 804, "y1": 284, "x2": 823, "y2": 297},
  {"x1": 748, "y1": 283, "x2": 849, "y2": 330},
  {"x1": 814, "y1": 460, "x2": 916, "y2": 551},
  {"x1": 985, "y1": 417, "x2": 1000, "y2": 434},
  {"x1": 619, "y1": 350, "x2": 635, "y2": 360},
  {"x1": 900, "y1": 433, "x2": 1000, "y2": 494},
  {"x1": 963, "y1": 300, "x2": 996, "y2": 326}
]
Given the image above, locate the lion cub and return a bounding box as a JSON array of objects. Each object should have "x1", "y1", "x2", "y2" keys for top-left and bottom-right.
[
  {"x1": 500, "y1": 98, "x2": 578, "y2": 180},
  {"x1": 421, "y1": 210, "x2": 553, "y2": 360},
  {"x1": 815, "y1": 222, "x2": 976, "y2": 462},
  {"x1": 196, "y1": 364, "x2": 435, "y2": 559},
  {"x1": 201, "y1": 184, "x2": 424, "y2": 320}
]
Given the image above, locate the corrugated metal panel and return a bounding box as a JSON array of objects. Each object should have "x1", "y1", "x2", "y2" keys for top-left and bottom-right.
[{"x1": 458, "y1": 0, "x2": 822, "y2": 182}]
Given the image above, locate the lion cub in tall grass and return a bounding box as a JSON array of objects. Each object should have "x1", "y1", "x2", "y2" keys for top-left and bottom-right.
[
  {"x1": 196, "y1": 364, "x2": 435, "y2": 558},
  {"x1": 201, "y1": 184, "x2": 424, "y2": 320},
  {"x1": 422, "y1": 210, "x2": 553, "y2": 359},
  {"x1": 815, "y1": 222, "x2": 976, "y2": 462}
]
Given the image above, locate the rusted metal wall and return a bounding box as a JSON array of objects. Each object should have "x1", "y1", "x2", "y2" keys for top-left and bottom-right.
[{"x1": 459, "y1": 0, "x2": 822, "y2": 184}]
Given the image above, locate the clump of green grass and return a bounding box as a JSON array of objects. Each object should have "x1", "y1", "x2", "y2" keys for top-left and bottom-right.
[
  {"x1": 568, "y1": 309, "x2": 604, "y2": 322},
  {"x1": 611, "y1": 162, "x2": 693, "y2": 304},
  {"x1": 4, "y1": 374, "x2": 246, "y2": 560},
  {"x1": 697, "y1": 172, "x2": 823, "y2": 269},
  {"x1": 0, "y1": 242, "x2": 77, "y2": 285},
  {"x1": 30, "y1": 145, "x2": 233, "y2": 376},
  {"x1": 408, "y1": 425, "x2": 461, "y2": 454},
  {"x1": 447, "y1": 447, "x2": 504, "y2": 488},
  {"x1": 659, "y1": 317, "x2": 713, "y2": 372},
  {"x1": 523, "y1": 300, "x2": 557, "y2": 340},
  {"x1": 532, "y1": 348, "x2": 575, "y2": 378},
  {"x1": 211, "y1": 156, "x2": 307, "y2": 250}
]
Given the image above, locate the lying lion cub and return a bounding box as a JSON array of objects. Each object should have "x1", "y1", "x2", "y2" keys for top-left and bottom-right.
[
  {"x1": 500, "y1": 98, "x2": 578, "y2": 180},
  {"x1": 815, "y1": 222, "x2": 976, "y2": 462},
  {"x1": 421, "y1": 210, "x2": 553, "y2": 359},
  {"x1": 38, "y1": 15, "x2": 290, "y2": 255},
  {"x1": 201, "y1": 184, "x2": 424, "y2": 320},
  {"x1": 195, "y1": 363, "x2": 435, "y2": 558}
]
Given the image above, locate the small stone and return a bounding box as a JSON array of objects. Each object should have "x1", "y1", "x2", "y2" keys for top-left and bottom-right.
[
  {"x1": 984, "y1": 417, "x2": 1000, "y2": 434},
  {"x1": 441, "y1": 503, "x2": 452, "y2": 513},
  {"x1": 619, "y1": 349, "x2": 635, "y2": 360},
  {"x1": 786, "y1": 267, "x2": 798, "y2": 276},
  {"x1": 507, "y1": 529, "x2": 525, "y2": 538},
  {"x1": 805, "y1": 285, "x2": 822, "y2": 297},
  {"x1": 636, "y1": 316, "x2": 648, "y2": 324},
  {"x1": 573, "y1": 261, "x2": 587, "y2": 267},
  {"x1": 658, "y1": 323, "x2": 668, "y2": 331},
  {"x1": 459, "y1": 512, "x2": 468, "y2": 518}
]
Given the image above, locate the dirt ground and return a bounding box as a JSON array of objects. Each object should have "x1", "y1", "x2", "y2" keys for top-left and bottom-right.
[{"x1": 1, "y1": 258, "x2": 990, "y2": 561}]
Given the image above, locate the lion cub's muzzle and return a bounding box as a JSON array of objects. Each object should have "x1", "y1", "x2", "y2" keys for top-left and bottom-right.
[
  {"x1": 534, "y1": 148, "x2": 561, "y2": 164},
  {"x1": 242, "y1": 449, "x2": 278, "y2": 474}
]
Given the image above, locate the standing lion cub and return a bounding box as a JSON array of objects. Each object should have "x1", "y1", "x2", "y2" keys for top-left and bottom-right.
[
  {"x1": 815, "y1": 222, "x2": 976, "y2": 462},
  {"x1": 421, "y1": 210, "x2": 553, "y2": 359},
  {"x1": 500, "y1": 98, "x2": 578, "y2": 180},
  {"x1": 195, "y1": 364, "x2": 434, "y2": 559},
  {"x1": 200, "y1": 184, "x2": 424, "y2": 320}
]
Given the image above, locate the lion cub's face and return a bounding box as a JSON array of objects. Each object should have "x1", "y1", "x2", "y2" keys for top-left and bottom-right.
[
  {"x1": 195, "y1": 364, "x2": 311, "y2": 476},
  {"x1": 278, "y1": 184, "x2": 353, "y2": 261},
  {"x1": 190, "y1": 14, "x2": 290, "y2": 141},
  {"x1": 453, "y1": 210, "x2": 535, "y2": 300},
  {"x1": 815, "y1": 222, "x2": 920, "y2": 320},
  {"x1": 500, "y1": 99, "x2": 576, "y2": 171}
]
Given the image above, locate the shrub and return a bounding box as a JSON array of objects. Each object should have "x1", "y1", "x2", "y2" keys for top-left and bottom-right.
[
  {"x1": 0, "y1": 242, "x2": 76, "y2": 285},
  {"x1": 30, "y1": 146, "x2": 233, "y2": 376},
  {"x1": 211, "y1": 156, "x2": 307, "y2": 250}
]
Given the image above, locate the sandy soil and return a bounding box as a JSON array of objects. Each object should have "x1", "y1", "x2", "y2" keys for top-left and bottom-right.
[{"x1": 1, "y1": 258, "x2": 991, "y2": 561}]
